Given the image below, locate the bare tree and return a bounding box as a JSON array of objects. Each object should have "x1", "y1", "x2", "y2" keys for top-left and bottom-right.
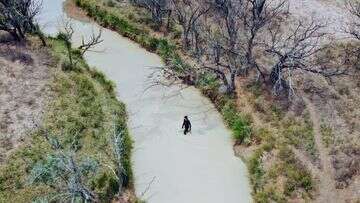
[
  {"x1": 108, "y1": 127, "x2": 126, "y2": 194},
  {"x1": 59, "y1": 21, "x2": 103, "y2": 68},
  {"x1": 0, "y1": 0, "x2": 43, "y2": 42},
  {"x1": 134, "y1": 0, "x2": 169, "y2": 29},
  {"x1": 78, "y1": 29, "x2": 104, "y2": 56},
  {"x1": 264, "y1": 20, "x2": 346, "y2": 95},
  {"x1": 196, "y1": 0, "x2": 246, "y2": 94},
  {"x1": 242, "y1": 0, "x2": 288, "y2": 78},
  {"x1": 171, "y1": 0, "x2": 210, "y2": 49},
  {"x1": 59, "y1": 20, "x2": 75, "y2": 67},
  {"x1": 28, "y1": 133, "x2": 99, "y2": 202}
]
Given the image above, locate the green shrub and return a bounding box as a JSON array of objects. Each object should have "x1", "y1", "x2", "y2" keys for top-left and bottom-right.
[
  {"x1": 320, "y1": 124, "x2": 334, "y2": 147},
  {"x1": 278, "y1": 146, "x2": 314, "y2": 197},
  {"x1": 282, "y1": 117, "x2": 318, "y2": 160},
  {"x1": 147, "y1": 37, "x2": 160, "y2": 51},
  {"x1": 284, "y1": 165, "x2": 313, "y2": 195},
  {"x1": 248, "y1": 149, "x2": 265, "y2": 193},
  {"x1": 197, "y1": 73, "x2": 220, "y2": 91},
  {"x1": 222, "y1": 101, "x2": 252, "y2": 142}
]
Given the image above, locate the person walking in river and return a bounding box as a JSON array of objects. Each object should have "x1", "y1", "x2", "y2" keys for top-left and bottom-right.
[{"x1": 182, "y1": 116, "x2": 192, "y2": 135}]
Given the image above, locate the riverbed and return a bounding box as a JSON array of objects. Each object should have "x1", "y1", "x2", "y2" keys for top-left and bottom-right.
[{"x1": 39, "y1": 1, "x2": 252, "y2": 202}]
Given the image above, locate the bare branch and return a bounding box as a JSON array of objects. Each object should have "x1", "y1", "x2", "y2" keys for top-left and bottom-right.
[{"x1": 78, "y1": 29, "x2": 104, "y2": 56}]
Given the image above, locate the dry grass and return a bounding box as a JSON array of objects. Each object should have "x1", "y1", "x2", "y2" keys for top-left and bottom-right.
[
  {"x1": 0, "y1": 37, "x2": 53, "y2": 164},
  {"x1": 72, "y1": 0, "x2": 360, "y2": 201},
  {"x1": 0, "y1": 37, "x2": 135, "y2": 202}
]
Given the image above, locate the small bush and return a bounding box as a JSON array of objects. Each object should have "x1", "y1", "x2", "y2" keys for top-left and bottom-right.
[
  {"x1": 248, "y1": 149, "x2": 265, "y2": 193},
  {"x1": 320, "y1": 124, "x2": 334, "y2": 147},
  {"x1": 197, "y1": 72, "x2": 220, "y2": 91},
  {"x1": 284, "y1": 165, "x2": 313, "y2": 195},
  {"x1": 222, "y1": 101, "x2": 252, "y2": 143},
  {"x1": 278, "y1": 146, "x2": 314, "y2": 197}
]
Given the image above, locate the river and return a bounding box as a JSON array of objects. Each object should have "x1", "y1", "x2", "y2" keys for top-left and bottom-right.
[{"x1": 39, "y1": 1, "x2": 252, "y2": 202}]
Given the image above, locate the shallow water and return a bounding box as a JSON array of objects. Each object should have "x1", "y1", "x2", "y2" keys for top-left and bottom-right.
[{"x1": 39, "y1": 1, "x2": 252, "y2": 202}]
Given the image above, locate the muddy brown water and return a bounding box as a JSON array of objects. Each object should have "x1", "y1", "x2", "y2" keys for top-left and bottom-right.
[{"x1": 39, "y1": 1, "x2": 252, "y2": 202}]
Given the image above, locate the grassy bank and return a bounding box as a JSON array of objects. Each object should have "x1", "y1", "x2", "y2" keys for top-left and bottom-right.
[
  {"x1": 0, "y1": 37, "x2": 135, "y2": 202},
  {"x1": 72, "y1": 0, "x2": 315, "y2": 202}
]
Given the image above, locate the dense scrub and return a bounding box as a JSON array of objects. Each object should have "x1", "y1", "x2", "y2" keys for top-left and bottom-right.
[{"x1": 0, "y1": 38, "x2": 134, "y2": 202}]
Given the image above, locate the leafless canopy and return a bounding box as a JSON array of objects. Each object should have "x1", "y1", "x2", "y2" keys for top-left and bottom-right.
[
  {"x1": 0, "y1": 0, "x2": 42, "y2": 41},
  {"x1": 129, "y1": 0, "x2": 348, "y2": 97},
  {"x1": 132, "y1": 0, "x2": 170, "y2": 28},
  {"x1": 265, "y1": 19, "x2": 346, "y2": 95},
  {"x1": 78, "y1": 29, "x2": 104, "y2": 56}
]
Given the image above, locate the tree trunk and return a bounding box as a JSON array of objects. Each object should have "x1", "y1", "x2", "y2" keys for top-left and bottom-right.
[
  {"x1": 228, "y1": 71, "x2": 236, "y2": 94},
  {"x1": 269, "y1": 64, "x2": 288, "y2": 92},
  {"x1": 9, "y1": 30, "x2": 21, "y2": 41},
  {"x1": 182, "y1": 30, "x2": 191, "y2": 49},
  {"x1": 166, "y1": 10, "x2": 172, "y2": 33},
  {"x1": 269, "y1": 64, "x2": 281, "y2": 85}
]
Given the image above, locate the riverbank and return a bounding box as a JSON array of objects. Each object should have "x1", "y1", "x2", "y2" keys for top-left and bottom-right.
[
  {"x1": 63, "y1": 0, "x2": 252, "y2": 202},
  {"x1": 69, "y1": 0, "x2": 322, "y2": 202},
  {"x1": 0, "y1": 36, "x2": 136, "y2": 202},
  {"x1": 68, "y1": 0, "x2": 252, "y2": 150}
]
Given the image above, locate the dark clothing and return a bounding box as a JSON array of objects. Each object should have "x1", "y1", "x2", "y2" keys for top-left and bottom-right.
[{"x1": 182, "y1": 118, "x2": 191, "y2": 135}]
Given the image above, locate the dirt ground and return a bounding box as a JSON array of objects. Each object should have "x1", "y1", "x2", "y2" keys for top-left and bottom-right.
[
  {"x1": 0, "y1": 37, "x2": 53, "y2": 163},
  {"x1": 289, "y1": 0, "x2": 352, "y2": 39},
  {"x1": 236, "y1": 0, "x2": 359, "y2": 202}
]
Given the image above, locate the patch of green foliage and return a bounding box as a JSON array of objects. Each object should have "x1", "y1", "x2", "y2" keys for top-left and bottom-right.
[
  {"x1": 278, "y1": 146, "x2": 314, "y2": 196},
  {"x1": 248, "y1": 143, "x2": 314, "y2": 203},
  {"x1": 282, "y1": 115, "x2": 318, "y2": 161},
  {"x1": 248, "y1": 145, "x2": 287, "y2": 203},
  {"x1": 320, "y1": 123, "x2": 334, "y2": 147},
  {"x1": 197, "y1": 72, "x2": 220, "y2": 92},
  {"x1": 222, "y1": 101, "x2": 252, "y2": 143},
  {"x1": 0, "y1": 38, "x2": 133, "y2": 202},
  {"x1": 248, "y1": 148, "x2": 265, "y2": 193}
]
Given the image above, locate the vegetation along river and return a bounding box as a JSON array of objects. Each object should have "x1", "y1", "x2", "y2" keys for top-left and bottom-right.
[{"x1": 39, "y1": 1, "x2": 252, "y2": 202}]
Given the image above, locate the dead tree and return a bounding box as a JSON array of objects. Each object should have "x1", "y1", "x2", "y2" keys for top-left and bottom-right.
[
  {"x1": 136, "y1": 0, "x2": 169, "y2": 29},
  {"x1": 59, "y1": 21, "x2": 103, "y2": 69},
  {"x1": 78, "y1": 29, "x2": 104, "y2": 56},
  {"x1": 60, "y1": 20, "x2": 75, "y2": 67},
  {"x1": 265, "y1": 20, "x2": 346, "y2": 95},
  {"x1": 108, "y1": 127, "x2": 126, "y2": 194},
  {"x1": 171, "y1": 0, "x2": 210, "y2": 49},
  {"x1": 196, "y1": 0, "x2": 245, "y2": 94},
  {"x1": 28, "y1": 133, "x2": 99, "y2": 202},
  {"x1": 0, "y1": 0, "x2": 43, "y2": 42},
  {"x1": 242, "y1": 0, "x2": 288, "y2": 79}
]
